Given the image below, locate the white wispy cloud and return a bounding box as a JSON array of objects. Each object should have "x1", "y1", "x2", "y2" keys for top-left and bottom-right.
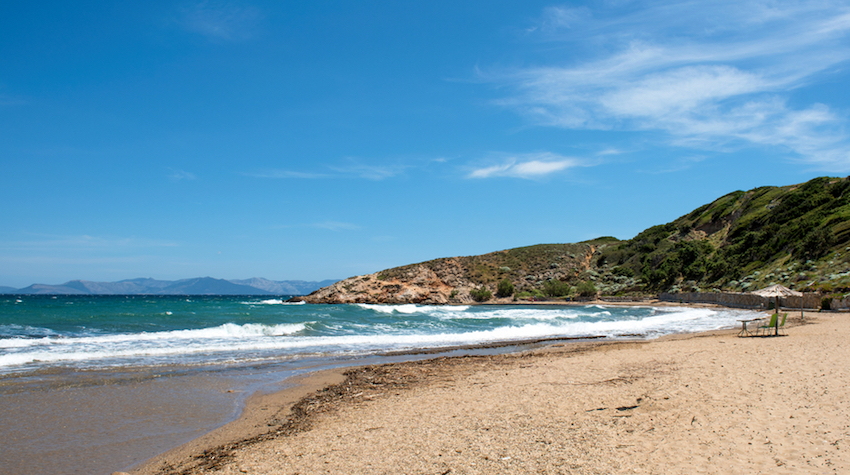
[
  {"x1": 273, "y1": 221, "x2": 362, "y2": 232},
  {"x1": 0, "y1": 93, "x2": 25, "y2": 106},
  {"x1": 0, "y1": 255, "x2": 154, "y2": 266},
  {"x1": 309, "y1": 221, "x2": 362, "y2": 232},
  {"x1": 0, "y1": 234, "x2": 178, "y2": 252},
  {"x1": 639, "y1": 154, "x2": 709, "y2": 175},
  {"x1": 329, "y1": 159, "x2": 408, "y2": 180},
  {"x1": 597, "y1": 148, "x2": 626, "y2": 156},
  {"x1": 244, "y1": 170, "x2": 329, "y2": 179},
  {"x1": 168, "y1": 168, "x2": 197, "y2": 181},
  {"x1": 468, "y1": 152, "x2": 582, "y2": 179},
  {"x1": 495, "y1": 1, "x2": 850, "y2": 169},
  {"x1": 179, "y1": 1, "x2": 263, "y2": 41},
  {"x1": 247, "y1": 158, "x2": 411, "y2": 181}
]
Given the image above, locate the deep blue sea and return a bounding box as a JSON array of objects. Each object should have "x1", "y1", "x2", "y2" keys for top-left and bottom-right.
[{"x1": 0, "y1": 295, "x2": 754, "y2": 376}]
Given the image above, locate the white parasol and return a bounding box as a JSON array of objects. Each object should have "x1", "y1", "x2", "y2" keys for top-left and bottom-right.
[
  {"x1": 750, "y1": 284, "x2": 804, "y2": 334},
  {"x1": 750, "y1": 284, "x2": 803, "y2": 299}
]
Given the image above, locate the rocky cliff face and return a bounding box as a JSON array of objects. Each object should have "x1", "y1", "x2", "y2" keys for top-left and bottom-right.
[
  {"x1": 301, "y1": 243, "x2": 604, "y2": 304},
  {"x1": 301, "y1": 259, "x2": 463, "y2": 304}
]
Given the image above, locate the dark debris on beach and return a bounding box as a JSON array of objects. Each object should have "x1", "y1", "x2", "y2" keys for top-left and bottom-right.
[{"x1": 153, "y1": 354, "x2": 526, "y2": 474}]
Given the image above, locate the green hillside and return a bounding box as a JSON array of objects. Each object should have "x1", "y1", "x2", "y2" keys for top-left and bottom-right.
[
  {"x1": 308, "y1": 176, "x2": 850, "y2": 304},
  {"x1": 375, "y1": 238, "x2": 620, "y2": 299},
  {"x1": 595, "y1": 176, "x2": 850, "y2": 294}
]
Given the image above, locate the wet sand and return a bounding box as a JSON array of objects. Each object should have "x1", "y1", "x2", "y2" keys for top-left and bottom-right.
[
  {"x1": 133, "y1": 311, "x2": 849, "y2": 474},
  {"x1": 0, "y1": 365, "x2": 273, "y2": 475}
]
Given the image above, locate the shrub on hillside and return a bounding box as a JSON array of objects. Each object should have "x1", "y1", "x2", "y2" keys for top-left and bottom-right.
[
  {"x1": 470, "y1": 287, "x2": 492, "y2": 302},
  {"x1": 517, "y1": 289, "x2": 545, "y2": 299},
  {"x1": 576, "y1": 281, "x2": 597, "y2": 297},
  {"x1": 542, "y1": 279, "x2": 571, "y2": 297},
  {"x1": 496, "y1": 279, "x2": 515, "y2": 298}
]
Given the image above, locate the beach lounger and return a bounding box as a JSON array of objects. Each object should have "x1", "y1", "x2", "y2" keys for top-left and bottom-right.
[
  {"x1": 757, "y1": 313, "x2": 778, "y2": 336},
  {"x1": 777, "y1": 313, "x2": 788, "y2": 336}
]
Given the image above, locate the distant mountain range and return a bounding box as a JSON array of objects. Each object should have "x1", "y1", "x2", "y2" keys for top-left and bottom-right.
[{"x1": 1, "y1": 277, "x2": 338, "y2": 296}]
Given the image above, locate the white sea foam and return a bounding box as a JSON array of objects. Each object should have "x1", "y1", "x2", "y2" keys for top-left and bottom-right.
[
  {"x1": 444, "y1": 306, "x2": 470, "y2": 312},
  {"x1": 240, "y1": 299, "x2": 305, "y2": 305},
  {"x1": 0, "y1": 337, "x2": 53, "y2": 349},
  {"x1": 0, "y1": 322, "x2": 309, "y2": 349},
  {"x1": 356, "y1": 303, "x2": 424, "y2": 314},
  {"x1": 434, "y1": 307, "x2": 585, "y2": 321},
  {"x1": 0, "y1": 304, "x2": 757, "y2": 371}
]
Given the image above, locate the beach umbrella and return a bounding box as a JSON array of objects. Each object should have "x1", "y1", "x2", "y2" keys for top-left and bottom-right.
[{"x1": 750, "y1": 284, "x2": 804, "y2": 335}]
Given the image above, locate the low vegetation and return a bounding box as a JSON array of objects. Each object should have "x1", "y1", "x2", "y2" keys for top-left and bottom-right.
[
  {"x1": 598, "y1": 176, "x2": 850, "y2": 295},
  {"x1": 469, "y1": 287, "x2": 492, "y2": 302},
  {"x1": 318, "y1": 176, "x2": 850, "y2": 304},
  {"x1": 575, "y1": 281, "x2": 597, "y2": 298},
  {"x1": 496, "y1": 279, "x2": 515, "y2": 298},
  {"x1": 541, "y1": 279, "x2": 571, "y2": 297}
]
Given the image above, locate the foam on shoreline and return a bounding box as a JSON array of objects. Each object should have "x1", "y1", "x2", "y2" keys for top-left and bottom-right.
[
  {"x1": 132, "y1": 310, "x2": 850, "y2": 474},
  {"x1": 0, "y1": 302, "x2": 754, "y2": 373}
]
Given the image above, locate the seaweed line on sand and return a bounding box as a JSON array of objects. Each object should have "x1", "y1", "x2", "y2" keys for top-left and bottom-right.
[{"x1": 153, "y1": 353, "x2": 535, "y2": 474}]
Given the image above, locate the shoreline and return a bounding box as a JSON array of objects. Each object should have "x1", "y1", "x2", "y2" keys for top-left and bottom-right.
[
  {"x1": 3, "y1": 301, "x2": 749, "y2": 475},
  {"x1": 123, "y1": 333, "x2": 634, "y2": 474},
  {"x1": 132, "y1": 340, "x2": 626, "y2": 475},
  {"x1": 127, "y1": 367, "x2": 349, "y2": 474},
  {"x1": 129, "y1": 338, "x2": 625, "y2": 474},
  {"x1": 129, "y1": 307, "x2": 849, "y2": 474}
]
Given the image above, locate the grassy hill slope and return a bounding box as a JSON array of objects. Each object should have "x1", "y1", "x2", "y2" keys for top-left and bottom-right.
[
  {"x1": 305, "y1": 176, "x2": 850, "y2": 303},
  {"x1": 598, "y1": 176, "x2": 850, "y2": 294}
]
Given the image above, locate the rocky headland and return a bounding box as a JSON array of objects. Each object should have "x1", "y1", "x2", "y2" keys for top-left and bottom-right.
[
  {"x1": 300, "y1": 242, "x2": 611, "y2": 304},
  {"x1": 301, "y1": 176, "x2": 850, "y2": 305}
]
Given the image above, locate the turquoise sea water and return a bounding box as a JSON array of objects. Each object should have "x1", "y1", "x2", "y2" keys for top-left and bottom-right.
[
  {"x1": 0, "y1": 295, "x2": 754, "y2": 375},
  {"x1": 0, "y1": 295, "x2": 761, "y2": 475}
]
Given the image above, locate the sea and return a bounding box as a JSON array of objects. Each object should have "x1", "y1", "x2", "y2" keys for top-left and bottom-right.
[{"x1": 0, "y1": 295, "x2": 757, "y2": 475}]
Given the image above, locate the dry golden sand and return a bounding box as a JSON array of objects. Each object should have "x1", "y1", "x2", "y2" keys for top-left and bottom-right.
[{"x1": 136, "y1": 312, "x2": 849, "y2": 475}]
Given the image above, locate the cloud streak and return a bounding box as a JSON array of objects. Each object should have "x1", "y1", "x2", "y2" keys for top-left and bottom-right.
[
  {"x1": 0, "y1": 234, "x2": 178, "y2": 252},
  {"x1": 245, "y1": 170, "x2": 329, "y2": 179},
  {"x1": 247, "y1": 158, "x2": 410, "y2": 181},
  {"x1": 309, "y1": 221, "x2": 361, "y2": 232},
  {"x1": 329, "y1": 158, "x2": 409, "y2": 180},
  {"x1": 468, "y1": 153, "x2": 582, "y2": 179},
  {"x1": 168, "y1": 168, "x2": 197, "y2": 181},
  {"x1": 0, "y1": 94, "x2": 25, "y2": 106},
  {"x1": 274, "y1": 221, "x2": 362, "y2": 232},
  {"x1": 179, "y1": 1, "x2": 263, "y2": 41},
  {"x1": 495, "y1": 1, "x2": 850, "y2": 169}
]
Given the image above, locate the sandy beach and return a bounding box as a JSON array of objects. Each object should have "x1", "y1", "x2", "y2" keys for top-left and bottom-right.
[{"x1": 131, "y1": 310, "x2": 849, "y2": 474}]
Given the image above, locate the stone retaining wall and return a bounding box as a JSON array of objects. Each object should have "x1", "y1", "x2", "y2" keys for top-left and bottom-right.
[
  {"x1": 599, "y1": 296, "x2": 655, "y2": 303},
  {"x1": 828, "y1": 296, "x2": 850, "y2": 310},
  {"x1": 659, "y1": 292, "x2": 821, "y2": 310}
]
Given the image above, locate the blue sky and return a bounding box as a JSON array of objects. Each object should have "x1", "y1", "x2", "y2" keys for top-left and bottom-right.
[{"x1": 2, "y1": 1, "x2": 850, "y2": 287}]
